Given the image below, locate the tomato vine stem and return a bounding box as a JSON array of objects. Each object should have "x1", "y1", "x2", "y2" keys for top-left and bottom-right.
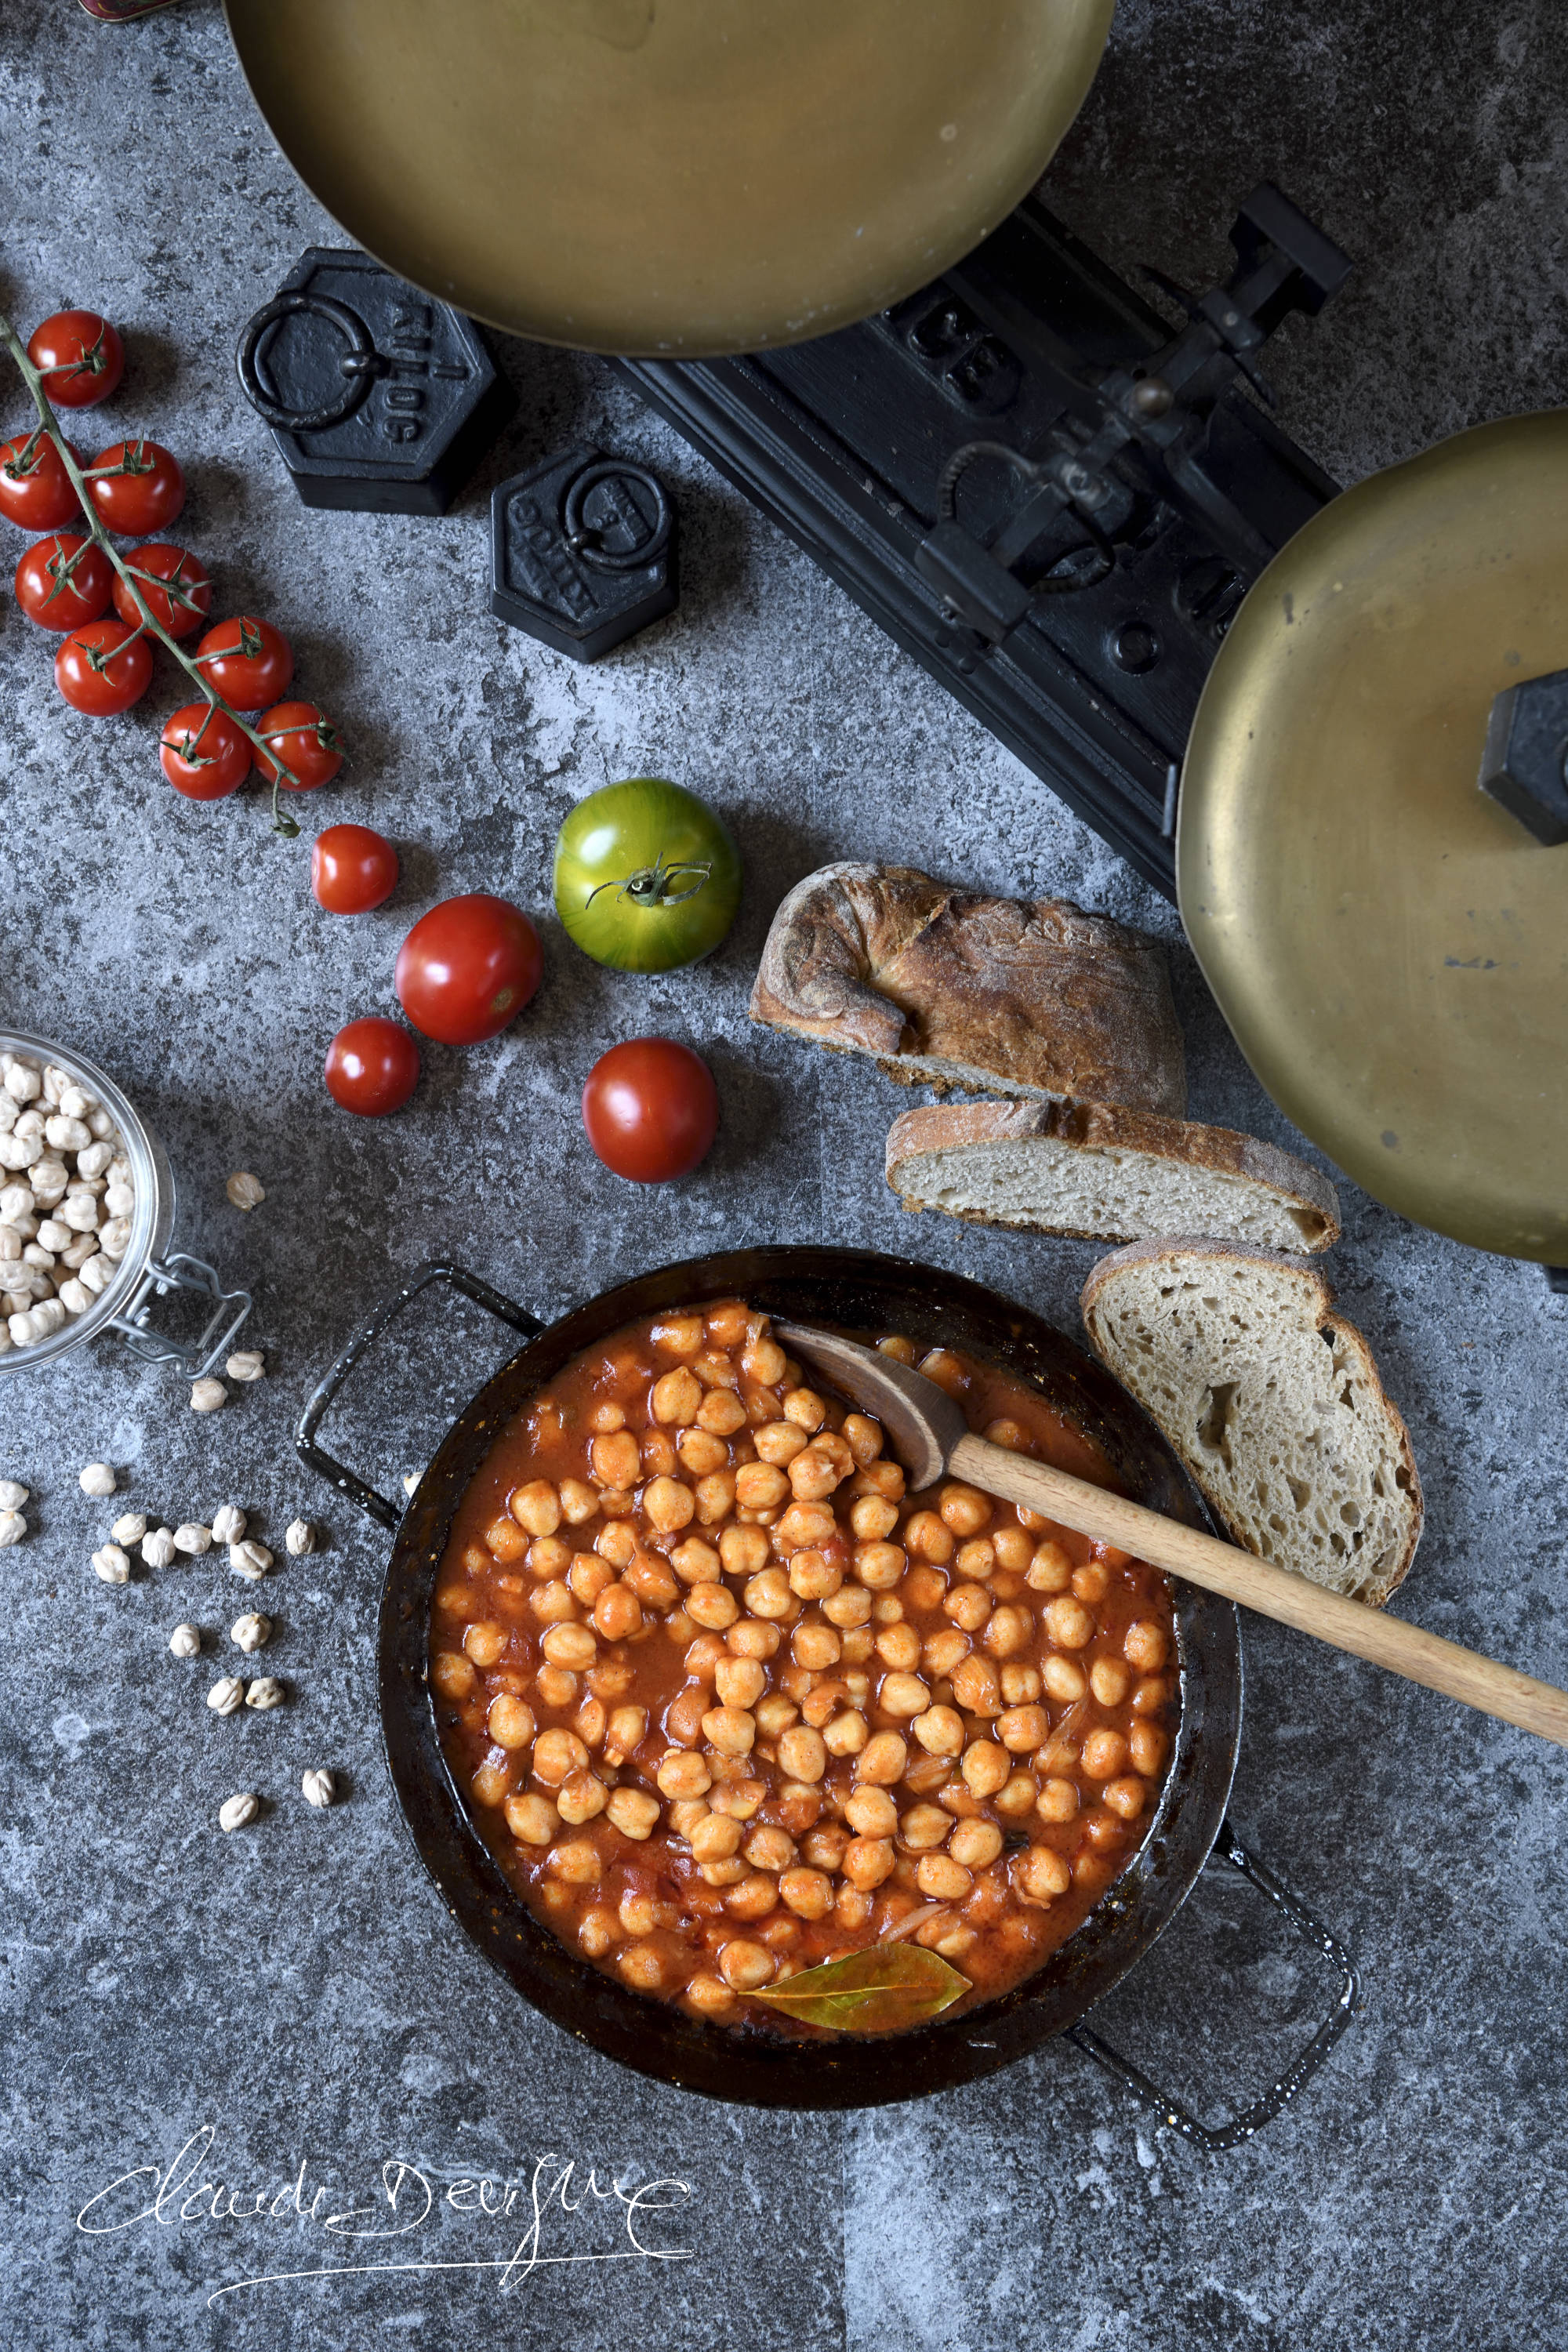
[{"x1": 0, "y1": 310, "x2": 304, "y2": 837}]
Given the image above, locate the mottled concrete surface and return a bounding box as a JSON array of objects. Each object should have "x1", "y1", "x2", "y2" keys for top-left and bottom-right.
[{"x1": 2, "y1": 2, "x2": 1566, "y2": 2347}]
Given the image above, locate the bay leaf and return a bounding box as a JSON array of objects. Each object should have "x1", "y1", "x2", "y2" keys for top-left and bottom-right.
[{"x1": 750, "y1": 1941, "x2": 969, "y2": 2034}]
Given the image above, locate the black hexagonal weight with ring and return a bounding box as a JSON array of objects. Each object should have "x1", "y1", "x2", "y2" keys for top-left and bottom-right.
[
  {"x1": 236, "y1": 249, "x2": 515, "y2": 516},
  {"x1": 1478, "y1": 665, "x2": 1568, "y2": 846},
  {"x1": 489, "y1": 445, "x2": 677, "y2": 662}
]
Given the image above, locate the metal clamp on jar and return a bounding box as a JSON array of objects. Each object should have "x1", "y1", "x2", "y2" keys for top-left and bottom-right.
[{"x1": 0, "y1": 1032, "x2": 252, "y2": 1380}]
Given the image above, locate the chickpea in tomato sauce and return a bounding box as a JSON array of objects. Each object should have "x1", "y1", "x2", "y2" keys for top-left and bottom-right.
[{"x1": 429, "y1": 1302, "x2": 1178, "y2": 2033}]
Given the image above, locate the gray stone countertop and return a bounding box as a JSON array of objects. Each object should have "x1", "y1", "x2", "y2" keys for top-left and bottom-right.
[{"x1": 2, "y1": 2, "x2": 1565, "y2": 2347}]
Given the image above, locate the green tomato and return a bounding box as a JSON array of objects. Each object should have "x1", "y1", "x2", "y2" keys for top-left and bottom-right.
[{"x1": 553, "y1": 778, "x2": 742, "y2": 973}]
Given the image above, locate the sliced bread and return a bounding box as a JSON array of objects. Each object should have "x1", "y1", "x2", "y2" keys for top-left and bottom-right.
[
  {"x1": 1080, "y1": 1240, "x2": 1421, "y2": 1605},
  {"x1": 886, "y1": 1098, "x2": 1341, "y2": 1254},
  {"x1": 750, "y1": 862, "x2": 1186, "y2": 1114}
]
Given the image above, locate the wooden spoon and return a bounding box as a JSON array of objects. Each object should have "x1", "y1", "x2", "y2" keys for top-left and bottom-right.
[{"x1": 774, "y1": 1319, "x2": 1568, "y2": 1751}]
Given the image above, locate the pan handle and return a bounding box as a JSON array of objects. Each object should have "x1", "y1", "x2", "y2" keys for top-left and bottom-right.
[
  {"x1": 296, "y1": 1261, "x2": 544, "y2": 1529},
  {"x1": 1064, "y1": 1818, "x2": 1359, "y2": 2153}
]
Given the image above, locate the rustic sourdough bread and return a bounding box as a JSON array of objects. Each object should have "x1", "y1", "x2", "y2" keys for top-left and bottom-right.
[
  {"x1": 886, "y1": 1098, "x2": 1341, "y2": 1253},
  {"x1": 750, "y1": 862, "x2": 1186, "y2": 1115},
  {"x1": 1080, "y1": 1241, "x2": 1421, "y2": 1606}
]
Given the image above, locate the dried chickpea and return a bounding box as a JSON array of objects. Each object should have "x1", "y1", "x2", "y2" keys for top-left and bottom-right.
[
  {"x1": 855, "y1": 1730, "x2": 908, "y2": 1785},
  {"x1": 1124, "y1": 1620, "x2": 1169, "y2": 1672},
  {"x1": 903, "y1": 1510, "x2": 953, "y2": 1564},
  {"x1": 1036, "y1": 1777, "x2": 1080, "y2": 1823},
  {"x1": 960, "y1": 1740, "x2": 1010, "y2": 1798}
]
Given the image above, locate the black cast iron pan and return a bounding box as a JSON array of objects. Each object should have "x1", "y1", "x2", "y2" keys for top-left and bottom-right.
[{"x1": 299, "y1": 1247, "x2": 1356, "y2": 2132}]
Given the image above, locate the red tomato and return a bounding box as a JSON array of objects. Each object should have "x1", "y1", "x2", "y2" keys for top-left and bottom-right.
[
  {"x1": 159, "y1": 702, "x2": 252, "y2": 800},
  {"x1": 111, "y1": 541, "x2": 211, "y2": 638},
  {"x1": 581, "y1": 1038, "x2": 719, "y2": 1182},
  {"x1": 311, "y1": 824, "x2": 398, "y2": 914},
  {"x1": 252, "y1": 700, "x2": 343, "y2": 792},
  {"x1": 27, "y1": 310, "x2": 125, "y2": 408},
  {"x1": 0, "y1": 430, "x2": 83, "y2": 531},
  {"x1": 14, "y1": 532, "x2": 111, "y2": 630},
  {"x1": 86, "y1": 437, "x2": 184, "y2": 535},
  {"x1": 394, "y1": 895, "x2": 543, "y2": 1046},
  {"x1": 194, "y1": 615, "x2": 292, "y2": 710},
  {"x1": 325, "y1": 1018, "x2": 420, "y2": 1116},
  {"x1": 54, "y1": 619, "x2": 153, "y2": 717}
]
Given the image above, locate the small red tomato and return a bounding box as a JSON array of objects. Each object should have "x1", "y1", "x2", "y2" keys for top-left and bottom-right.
[
  {"x1": 14, "y1": 532, "x2": 112, "y2": 630},
  {"x1": 394, "y1": 894, "x2": 543, "y2": 1046},
  {"x1": 54, "y1": 618, "x2": 153, "y2": 717},
  {"x1": 0, "y1": 430, "x2": 83, "y2": 531},
  {"x1": 159, "y1": 702, "x2": 252, "y2": 800},
  {"x1": 86, "y1": 437, "x2": 184, "y2": 535},
  {"x1": 27, "y1": 310, "x2": 125, "y2": 407},
  {"x1": 325, "y1": 1017, "x2": 420, "y2": 1116},
  {"x1": 252, "y1": 700, "x2": 343, "y2": 792},
  {"x1": 581, "y1": 1037, "x2": 719, "y2": 1182},
  {"x1": 111, "y1": 541, "x2": 211, "y2": 638},
  {"x1": 194, "y1": 615, "x2": 292, "y2": 710},
  {"x1": 311, "y1": 824, "x2": 398, "y2": 914}
]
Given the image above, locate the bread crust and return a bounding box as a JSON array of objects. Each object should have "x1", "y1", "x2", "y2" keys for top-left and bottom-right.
[
  {"x1": 1079, "y1": 1238, "x2": 1422, "y2": 1605},
  {"x1": 750, "y1": 862, "x2": 1186, "y2": 1115},
  {"x1": 885, "y1": 1098, "x2": 1341, "y2": 1251}
]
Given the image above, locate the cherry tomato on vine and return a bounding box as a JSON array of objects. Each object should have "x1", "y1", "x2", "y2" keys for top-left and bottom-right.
[
  {"x1": 0, "y1": 430, "x2": 83, "y2": 531},
  {"x1": 14, "y1": 532, "x2": 111, "y2": 630},
  {"x1": 194, "y1": 615, "x2": 292, "y2": 710},
  {"x1": 111, "y1": 541, "x2": 211, "y2": 638},
  {"x1": 85, "y1": 437, "x2": 184, "y2": 535},
  {"x1": 325, "y1": 1018, "x2": 420, "y2": 1116},
  {"x1": 26, "y1": 310, "x2": 125, "y2": 408},
  {"x1": 252, "y1": 700, "x2": 343, "y2": 792},
  {"x1": 54, "y1": 618, "x2": 153, "y2": 717},
  {"x1": 394, "y1": 894, "x2": 543, "y2": 1046},
  {"x1": 158, "y1": 702, "x2": 252, "y2": 800},
  {"x1": 311, "y1": 824, "x2": 398, "y2": 914},
  {"x1": 581, "y1": 1037, "x2": 719, "y2": 1183}
]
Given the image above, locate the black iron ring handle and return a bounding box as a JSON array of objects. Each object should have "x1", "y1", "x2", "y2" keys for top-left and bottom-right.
[
  {"x1": 296, "y1": 1261, "x2": 544, "y2": 1529},
  {"x1": 236, "y1": 291, "x2": 387, "y2": 432},
  {"x1": 562, "y1": 459, "x2": 672, "y2": 572},
  {"x1": 1065, "y1": 1819, "x2": 1359, "y2": 2152}
]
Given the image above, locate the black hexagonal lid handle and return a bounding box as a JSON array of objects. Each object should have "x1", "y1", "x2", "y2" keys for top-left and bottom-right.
[
  {"x1": 490, "y1": 445, "x2": 677, "y2": 662},
  {"x1": 1478, "y1": 665, "x2": 1568, "y2": 845},
  {"x1": 236, "y1": 249, "x2": 515, "y2": 516}
]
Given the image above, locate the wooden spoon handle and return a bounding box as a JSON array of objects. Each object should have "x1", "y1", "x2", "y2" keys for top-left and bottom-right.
[{"x1": 949, "y1": 1432, "x2": 1568, "y2": 1751}]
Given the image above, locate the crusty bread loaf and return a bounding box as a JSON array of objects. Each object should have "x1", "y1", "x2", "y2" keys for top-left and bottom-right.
[
  {"x1": 750, "y1": 862, "x2": 1186, "y2": 1115},
  {"x1": 886, "y1": 1098, "x2": 1341, "y2": 1253},
  {"x1": 1080, "y1": 1241, "x2": 1421, "y2": 1606}
]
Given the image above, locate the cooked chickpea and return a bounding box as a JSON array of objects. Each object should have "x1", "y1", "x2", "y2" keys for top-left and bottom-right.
[
  {"x1": 984, "y1": 1417, "x2": 1030, "y2": 1452},
  {"x1": 652, "y1": 1367, "x2": 703, "y2": 1425},
  {"x1": 535, "y1": 1664, "x2": 579, "y2": 1708},
  {"x1": 586, "y1": 1583, "x2": 638, "y2": 1643},
  {"x1": 579, "y1": 1907, "x2": 619, "y2": 1957},
  {"x1": 685, "y1": 1973, "x2": 739, "y2": 2017},
  {"x1": 618, "y1": 1944, "x2": 665, "y2": 1991},
  {"x1": 528, "y1": 1537, "x2": 573, "y2": 1581},
  {"x1": 788, "y1": 1549, "x2": 842, "y2": 1600},
  {"x1": 1014, "y1": 1846, "x2": 1071, "y2": 1903},
  {"x1": 559, "y1": 1477, "x2": 599, "y2": 1525},
  {"x1": 673, "y1": 1431, "x2": 726, "y2": 1481},
  {"x1": 713, "y1": 1656, "x2": 765, "y2": 1711},
  {"x1": 653, "y1": 1315, "x2": 705, "y2": 1356},
  {"x1": 531, "y1": 1581, "x2": 579, "y2": 1628},
  {"x1": 903, "y1": 1510, "x2": 953, "y2": 1564},
  {"x1": 597, "y1": 1520, "x2": 637, "y2": 1570},
  {"x1": 1090, "y1": 1658, "x2": 1132, "y2": 1707},
  {"x1": 485, "y1": 1515, "x2": 530, "y2": 1565},
  {"x1": 793, "y1": 1623, "x2": 841, "y2": 1671},
  {"x1": 852, "y1": 1461, "x2": 906, "y2": 1501},
  {"x1": 920, "y1": 1628, "x2": 969, "y2": 1679},
  {"x1": 1073, "y1": 1562, "x2": 1110, "y2": 1604},
  {"x1": 777, "y1": 1501, "x2": 837, "y2": 1553},
  {"x1": 854, "y1": 1541, "x2": 906, "y2": 1591},
  {"x1": 431, "y1": 1650, "x2": 477, "y2": 1700},
  {"x1": 1080, "y1": 1728, "x2": 1130, "y2": 1780},
  {"x1": 542, "y1": 1622, "x2": 598, "y2": 1671},
  {"x1": 729, "y1": 1618, "x2": 782, "y2": 1661},
  {"x1": 837, "y1": 1411, "x2": 880, "y2": 1464},
  {"x1": 471, "y1": 1762, "x2": 510, "y2": 1807},
  {"x1": 1036, "y1": 1777, "x2": 1080, "y2": 1823},
  {"x1": 1026, "y1": 1540, "x2": 1073, "y2": 1592},
  {"x1": 695, "y1": 1472, "x2": 738, "y2": 1526},
  {"x1": 877, "y1": 1671, "x2": 931, "y2": 1719},
  {"x1": 702, "y1": 1705, "x2": 757, "y2": 1757},
  {"x1": 995, "y1": 1771, "x2": 1038, "y2": 1818},
  {"x1": 1129, "y1": 1719, "x2": 1168, "y2": 1776},
  {"x1": 778, "y1": 1388, "x2": 824, "y2": 1433},
  {"x1": 787, "y1": 1448, "x2": 841, "y2": 1503},
  {"x1": 639, "y1": 1475, "x2": 692, "y2": 1534},
  {"x1": 568, "y1": 1555, "x2": 614, "y2": 1608},
  {"x1": 692, "y1": 1350, "x2": 740, "y2": 1392},
  {"x1": 1044, "y1": 1594, "x2": 1095, "y2": 1650},
  {"x1": 590, "y1": 1432, "x2": 641, "y2": 1489},
  {"x1": 935, "y1": 1483, "x2": 987, "y2": 1537},
  {"x1": 949, "y1": 1654, "x2": 1001, "y2": 1715},
  {"x1": 822, "y1": 1586, "x2": 873, "y2": 1628},
  {"x1": 996, "y1": 1703, "x2": 1050, "y2": 1753},
  {"x1": 727, "y1": 1871, "x2": 781, "y2": 1920},
  {"x1": 718, "y1": 1525, "x2": 769, "y2": 1578},
  {"x1": 999, "y1": 1661, "x2": 1041, "y2": 1705},
  {"x1": 1124, "y1": 1619, "x2": 1169, "y2": 1672},
  {"x1": 1039, "y1": 1657, "x2": 1083, "y2": 1706},
  {"x1": 912, "y1": 1704, "x2": 965, "y2": 1757},
  {"x1": 604, "y1": 1703, "x2": 648, "y2": 1758},
  {"x1": 772, "y1": 1723, "x2": 825, "y2": 1781},
  {"x1": 960, "y1": 1739, "x2": 1010, "y2": 1798},
  {"x1": 532, "y1": 1728, "x2": 590, "y2": 1784},
  {"x1": 1082, "y1": 1809, "x2": 1127, "y2": 1854},
  {"x1": 855, "y1": 1730, "x2": 909, "y2": 1785},
  {"x1": 557, "y1": 1771, "x2": 608, "y2": 1826},
  {"x1": 871, "y1": 1621, "x2": 920, "y2": 1671},
  {"x1": 990, "y1": 1525, "x2": 1033, "y2": 1572},
  {"x1": 822, "y1": 1709, "x2": 869, "y2": 1757},
  {"x1": 510, "y1": 1479, "x2": 562, "y2": 1537},
  {"x1": 843, "y1": 1837, "x2": 895, "y2": 1889},
  {"x1": 953, "y1": 1537, "x2": 995, "y2": 1582},
  {"x1": 488, "y1": 1695, "x2": 535, "y2": 1750},
  {"x1": 1103, "y1": 1776, "x2": 1147, "y2": 1821},
  {"x1": 1131, "y1": 1673, "x2": 1169, "y2": 1716},
  {"x1": 697, "y1": 1388, "x2": 747, "y2": 1437},
  {"x1": 982, "y1": 1604, "x2": 1032, "y2": 1658},
  {"x1": 689, "y1": 1809, "x2": 745, "y2": 1862},
  {"x1": 574, "y1": 1697, "x2": 608, "y2": 1748},
  {"x1": 463, "y1": 1621, "x2": 507, "y2": 1668},
  {"x1": 754, "y1": 1693, "x2": 800, "y2": 1736},
  {"x1": 719, "y1": 1938, "x2": 775, "y2": 1991},
  {"x1": 777, "y1": 1866, "x2": 833, "y2": 1920},
  {"x1": 504, "y1": 1792, "x2": 558, "y2": 1846},
  {"x1": 916, "y1": 1853, "x2": 973, "y2": 1901},
  {"x1": 686, "y1": 1581, "x2": 741, "y2": 1632},
  {"x1": 754, "y1": 1421, "x2": 808, "y2": 1468},
  {"x1": 844, "y1": 1785, "x2": 898, "y2": 1837},
  {"x1": 942, "y1": 1584, "x2": 991, "y2": 1633},
  {"x1": 657, "y1": 1751, "x2": 712, "y2": 1800},
  {"x1": 605, "y1": 1788, "x2": 661, "y2": 1840},
  {"x1": 706, "y1": 1304, "x2": 753, "y2": 1349},
  {"x1": 948, "y1": 1818, "x2": 1004, "y2": 1869},
  {"x1": 683, "y1": 1633, "x2": 727, "y2": 1682},
  {"x1": 742, "y1": 1568, "x2": 793, "y2": 1621},
  {"x1": 736, "y1": 1461, "x2": 789, "y2": 1510},
  {"x1": 898, "y1": 1803, "x2": 951, "y2": 1852},
  {"x1": 668, "y1": 1537, "x2": 721, "y2": 1588}
]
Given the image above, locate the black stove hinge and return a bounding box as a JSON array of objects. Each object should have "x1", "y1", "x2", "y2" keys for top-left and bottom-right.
[{"x1": 913, "y1": 183, "x2": 1352, "y2": 652}]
